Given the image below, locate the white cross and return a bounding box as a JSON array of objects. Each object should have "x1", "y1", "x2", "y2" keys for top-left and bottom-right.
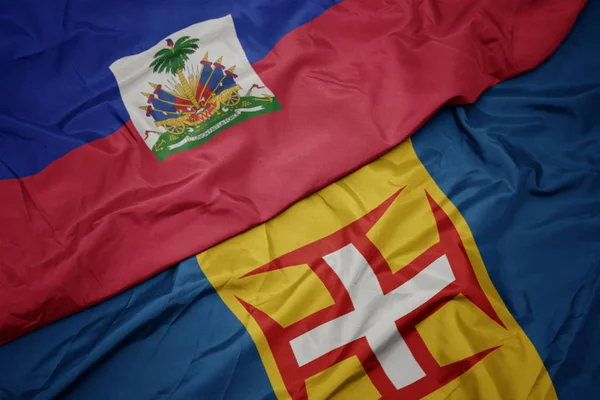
[{"x1": 289, "y1": 244, "x2": 455, "y2": 389}]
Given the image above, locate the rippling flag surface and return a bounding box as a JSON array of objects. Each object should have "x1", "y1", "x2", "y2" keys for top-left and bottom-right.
[
  {"x1": 1, "y1": 1, "x2": 599, "y2": 398},
  {"x1": 0, "y1": 0, "x2": 586, "y2": 344}
]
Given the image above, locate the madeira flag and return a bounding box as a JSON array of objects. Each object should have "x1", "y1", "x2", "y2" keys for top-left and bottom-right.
[
  {"x1": 1, "y1": 1, "x2": 599, "y2": 398},
  {"x1": 0, "y1": 0, "x2": 587, "y2": 344}
]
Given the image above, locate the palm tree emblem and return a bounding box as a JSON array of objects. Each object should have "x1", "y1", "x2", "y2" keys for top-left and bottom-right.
[
  {"x1": 150, "y1": 37, "x2": 201, "y2": 109},
  {"x1": 131, "y1": 31, "x2": 280, "y2": 160}
]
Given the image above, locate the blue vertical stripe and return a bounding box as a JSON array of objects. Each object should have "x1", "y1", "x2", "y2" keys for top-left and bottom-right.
[
  {"x1": 412, "y1": 2, "x2": 600, "y2": 397},
  {"x1": 0, "y1": 258, "x2": 276, "y2": 400}
]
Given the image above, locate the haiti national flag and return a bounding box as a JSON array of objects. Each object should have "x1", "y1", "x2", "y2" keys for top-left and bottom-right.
[
  {"x1": 0, "y1": 0, "x2": 587, "y2": 344},
  {"x1": 1, "y1": 1, "x2": 599, "y2": 398}
]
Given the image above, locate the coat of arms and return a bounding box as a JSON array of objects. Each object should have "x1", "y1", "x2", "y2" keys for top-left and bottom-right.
[{"x1": 110, "y1": 16, "x2": 280, "y2": 160}]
